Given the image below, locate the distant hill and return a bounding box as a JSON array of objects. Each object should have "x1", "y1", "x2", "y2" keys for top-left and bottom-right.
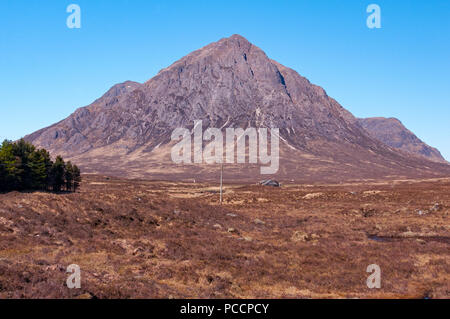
[{"x1": 357, "y1": 117, "x2": 446, "y2": 163}]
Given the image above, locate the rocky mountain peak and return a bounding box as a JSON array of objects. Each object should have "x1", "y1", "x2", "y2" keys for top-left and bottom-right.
[{"x1": 24, "y1": 35, "x2": 450, "y2": 181}]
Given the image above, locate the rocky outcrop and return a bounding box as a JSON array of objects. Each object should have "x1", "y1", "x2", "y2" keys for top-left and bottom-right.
[{"x1": 357, "y1": 117, "x2": 446, "y2": 163}]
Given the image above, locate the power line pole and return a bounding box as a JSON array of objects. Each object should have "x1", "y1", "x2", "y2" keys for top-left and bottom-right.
[{"x1": 220, "y1": 163, "x2": 223, "y2": 204}]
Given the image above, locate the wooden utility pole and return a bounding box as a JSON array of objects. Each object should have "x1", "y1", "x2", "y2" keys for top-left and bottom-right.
[{"x1": 220, "y1": 163, "x2": 223, "y2": 204}]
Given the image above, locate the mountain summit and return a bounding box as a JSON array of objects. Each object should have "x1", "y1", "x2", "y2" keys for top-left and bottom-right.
[{"x1": 25, "y1": 35, "x2": 450, "y2": 181}]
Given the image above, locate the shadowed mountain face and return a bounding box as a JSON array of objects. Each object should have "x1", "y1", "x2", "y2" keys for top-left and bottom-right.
[
  {"x1": 357, "y1": 117, "x2": 447, "y2": 163},
  {"x1": 25, "y1": 35, "x2": 450, "y2": 182}
]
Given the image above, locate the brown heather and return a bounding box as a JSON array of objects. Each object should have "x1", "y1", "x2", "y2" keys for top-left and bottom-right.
[{"x1": 0, "y1": 175, "x2": 448, "y2": 298}]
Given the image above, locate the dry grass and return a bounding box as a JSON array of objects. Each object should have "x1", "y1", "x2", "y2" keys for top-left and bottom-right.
[{"x1": 0, "y1": 175, "x2": 448, "y2": 298}]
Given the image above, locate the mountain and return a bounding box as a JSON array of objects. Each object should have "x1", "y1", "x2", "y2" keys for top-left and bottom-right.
[
  {"x1": 25, "y1": 35, "x2": 450, "y2": 182},
  {"x1": 357, "y1": 117, "x2": 447, "y2": 163}
]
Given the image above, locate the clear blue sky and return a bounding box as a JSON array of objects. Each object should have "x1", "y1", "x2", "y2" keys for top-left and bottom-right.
[{"x1": 1, "y1": 0, "x2": 449, "y2": 160}]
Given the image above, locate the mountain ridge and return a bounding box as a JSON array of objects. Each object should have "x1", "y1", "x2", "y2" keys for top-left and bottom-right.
[
  {"x1": 357, "y1": 117, "x2": 446, "y2": 163},
  {"x1": 24, "y1": 34, "x2": 450, "y2": 182}
]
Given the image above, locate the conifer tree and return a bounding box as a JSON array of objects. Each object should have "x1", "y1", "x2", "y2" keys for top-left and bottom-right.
[
  {"x1": 12, "y1": 139, "x2": 35, "y2": 190},
  {"x1": 65, "y1": 161, "x2": 74, "y2": 191},
  {"x1": 38, "y1": 149, "x2": 53, "y2": 191},
  {"x1": 0, "y1": 140, "x2": 22, "y2": 191},
  {"x1": 0, "y1": 157, "x2": 6, "y2": 192},
  {"x1": 73, "y1": 165, "x2": 81, "y2": 191},
  {"x1": 50, "y1": 156, "x2": 65, "y2": 192},
  {"x1": 28, "y1": 150, "x2": 47, "y2": 189}
]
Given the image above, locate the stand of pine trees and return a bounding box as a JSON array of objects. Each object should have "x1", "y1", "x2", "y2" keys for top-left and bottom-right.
[{"x1": 0, "y1": 139, "x2": 81, "y2": 193}]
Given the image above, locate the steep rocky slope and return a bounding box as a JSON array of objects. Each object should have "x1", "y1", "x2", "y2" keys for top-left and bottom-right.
[
  {"x1": 358, "y1": 117, "x2": 446, "y2": 163},
  {"x1": 25, "y1": 35, "x2": 450, "y2": 182}
]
